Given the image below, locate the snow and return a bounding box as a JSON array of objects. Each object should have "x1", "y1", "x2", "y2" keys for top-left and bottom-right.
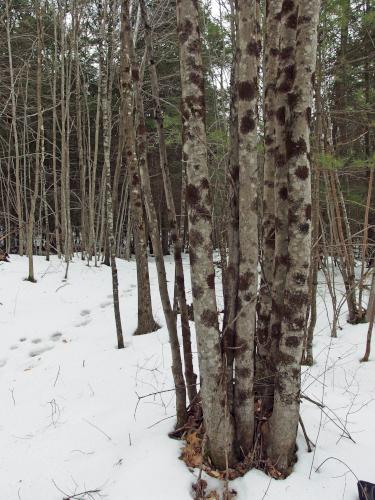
[{"x1": 0, "y1": 255, "x2": 374, "y2": 499}]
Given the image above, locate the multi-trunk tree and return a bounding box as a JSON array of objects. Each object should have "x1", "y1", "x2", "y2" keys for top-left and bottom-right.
[
  {"x1": 177, "y1": 0, "x2": 320, "y2": 474},
  {"x1": 3, "y1": 0, "x2": 373, "y2": 482}
]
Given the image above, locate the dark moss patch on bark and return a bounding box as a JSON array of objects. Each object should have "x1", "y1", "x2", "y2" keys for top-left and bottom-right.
[
  {"x1": 186, "y1": 184, "x2": 200, "y2": 206},
  {"x1": 238, "y1": 80, "x2": 256, "y2": 101},
  {"x1": 295, "y1": 165, "x2": 309, "y2": 179},
  {"x1": 200, "y1": 309, "x2": 218, "y2": 328},
  {"x1": 206, "y1": 273, "x2": 215, "y2": 289}
]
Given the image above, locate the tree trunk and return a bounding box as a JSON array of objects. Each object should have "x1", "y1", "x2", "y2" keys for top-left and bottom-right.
[
  {"x1": 268, "y1": 0, "x2": 321, "y2": 475},
  {"x1": 234, "y1": 0, "x2": 260, "y2": 457},
  {"x1": 176, "y1": 0, "x2": 236, "y2": 469},
  {"x1": 27, "y1": 0, "x2": 44, "y2": 282},
  {"x1": 52, "y1": 9, "x2": 61, "y2": 258},
  {"x1": 6, "y1": 0, "x2": 24, "y2": 257},
  {"x1": 303, "y1": 44, "x2": 323, "y2": 366},
  {"x1": 139, "y1": 0, "x2": 197, "y2": 403},
  {"x1": 222, "y1": 2, "x2": 239, "y2": 409},
  {"x1": 74, "y1": 0, "x2": 87, "y2": 259},
  {"x1": 256, "y1": 0, "x2": 282, "y2": 406},
  {"x1": 361, "y1": 271, "x2": 375, "y2": 362},
  {"x1": 120, "y1": 0, "x2": 158, "y2": 336},
  {"x1": 131, "y1": 46, "x2": 188, "y2": 427},
  {"x1": 100, "y1": 0, "x2": 125, "y2": 350}
]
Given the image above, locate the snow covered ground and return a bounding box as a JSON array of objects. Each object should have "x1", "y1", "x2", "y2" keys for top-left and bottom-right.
[{"x1": 0, "y1": 255, "x2": 373, "y2": 500}]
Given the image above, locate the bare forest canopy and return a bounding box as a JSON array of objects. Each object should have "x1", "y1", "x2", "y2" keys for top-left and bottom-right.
[{"x1": 0, "y1": 0, "x2": 374, "y2": 481}]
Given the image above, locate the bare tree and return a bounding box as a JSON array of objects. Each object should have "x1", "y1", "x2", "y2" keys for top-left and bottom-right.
[
  {"x1": 99, "y1": 0, "x2": 125, "y2": 350},
  {"x1": 27, "y1": 0, "x2": 44, "y2": 282},
  {"x1": 120, "y1": 0, "x2": 159, "y2": 336},
  {"x1": 139, "y1": 0, "x2": 197, "y2": 404},
  {"x1": 234, "y1": 0, "x2": 260, "y2": 457},
  {"x1": 268, "y1": 0, "x2": 321, "y2": 474},
  {"x1": 176, "y1": 0, "x2": 236, "y2": 468}
]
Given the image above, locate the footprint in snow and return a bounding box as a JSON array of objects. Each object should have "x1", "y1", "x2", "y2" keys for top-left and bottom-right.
[
  {"x1": 50, "y1": 332, "x2": 63, "y2": 341},
  {"x1": 100, "y1": 301, "x2": 112, "y2": 309},
  {"x1": 10, "y1": 345, "x2": 18, "y2": 350},
  {"x1": 0, "y1": 358, "x2": 7, "y2": 368},
  {"x1": 75, "y1": 317, "x2": 91, "y2": 327},
  {"x1": 19, "y1": 337, "x2": 26, "y2": 342},
  {"x1": 80, "y1": 309, "x2": 90, "y2": 317},
  {"x1": 31, "y1": 338, "x2": 42, "y2": 344},
  {"x1": 29, "y1": 345, "x2": 54, "y2": 358}
]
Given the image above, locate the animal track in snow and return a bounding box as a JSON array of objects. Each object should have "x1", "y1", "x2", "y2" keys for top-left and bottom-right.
[
  {"x1": 0, "y1": 358, "x2": 7, "y2": 368},
  {"x1": 19, "y1": 337, "x2": 26, "y2": 342},
  {"x1": 50, "y1": 332, "x2": 63, "y2": 341},
  {"x1": 29, "y1": 345, "x2": 54, "y2": 358},
  {"x1": 31, "y1": 338, "x2": 42, "y2": 344},
  {"x1": 10, "y1": 345, "x2": 18, "y2": 350},
  {"x1": 80, "y1": 309, "x2": 90, "y2": 317},
  {"x1": 123, "y1": 284, "x2": 136, "y2": 294},
  {"x1": 100, "y1": 301, "x2": 112, "y2": 309},
  {"x1": 75, "y1": 317, "x2": 91, "y2": 327}
]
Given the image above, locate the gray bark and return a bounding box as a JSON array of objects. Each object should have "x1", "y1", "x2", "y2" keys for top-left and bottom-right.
[
  {"x1": 99, "y1": 0, "x2": 125, "y2": 350},
  {"x1": 27, "y1": 0, "x2": 43, "y2": 282},
  {"x1": 121, "y1": 0, "x2": 159, "y2": 336},
  {"x1": 268, "y1": 0, "x2": 321, "y2": 474},
  {"x1": 131, "y1": 44, "x2": 188, "y2": 427},
  {"x1": 257, "y1": 0, "x2": 282, "y2": 404},
  {"x1": 269, "y1": 0, "x2": 299, "y2": 369},
  {"x1": 176, "y1": 0, "x2": 236, "y2": 469},
  {"x1": 234, "y1": 0, "x2": 260, "y2": 457},
  {"x1": 139, "y1": 0, "x2": 197, "y2": 404}
]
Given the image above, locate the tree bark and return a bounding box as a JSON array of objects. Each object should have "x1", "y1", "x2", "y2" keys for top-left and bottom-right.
[
  {"x1": 268, "y1": 0, "x2": 321, "y2": 475},
  {"x1": 6, "y1": 0, "x2": 24, "y2": 256},
  {"x1": 139, "y1": 0, "x2": 197, "y2": 403},
  {"x1": 120, "y1": 0, "x2": 158, "y2": 336},
  {"x1": 222, "y1": 1, "x2": 239, "y2": 409},
  {"x1": 234, "y1": 0, "x2": 260, "y2": 457},
  {"x1": 362, "y1": 271, "x2": 375, "y2": 362},
  {"x1": 257, "y1": 0, "x2": 282, "y2": 404},
  {"x1": 27, "y1": 0, "x2": 44, "y2": 282},
  {"x1": 100, "y1": 0, "x2": 125, "y2": 350},
  {"x1": 269, "y1": 0, "x2": 299, "y2": 372},
  {"x1": 176, "y1": 0, "x2": 236, "y2": 469},
  {"x1": 303, "y1": 43, "x2": 323, "y2": 366},
  {"x1": 131, "y1": 45, "x2": 188, "y2": 427}
]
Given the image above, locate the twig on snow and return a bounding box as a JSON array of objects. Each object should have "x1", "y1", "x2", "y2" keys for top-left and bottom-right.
[
  {"x1": 10, "y1": 388, "x2": 16, "y2": 406},
  {"x1": 83, "y1": 418, "x2": 112, "y2": 441},
  {"x1": 52, "y1": 479, "x2": 102, "y2": 500},
  {"x1": 54, "y1": 365, "x2": 61, "y2": 387},
  {"x1": 299, "y1": 416, "x2": 315, "y2": 453},
  {"x1": 55, "y1": 283, "x2": 70, "y2": 293},
  {"x1": 147, "y1": 414, "x2": 175, "y2": 429},
  {"x1": 62, "y1": 489, "x2": 101, "y2": 500}
]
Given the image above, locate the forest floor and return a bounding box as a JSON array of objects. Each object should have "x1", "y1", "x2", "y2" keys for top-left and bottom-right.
[{"x1": 0, "y1": 255, "x2": 374, "y2": 500}]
